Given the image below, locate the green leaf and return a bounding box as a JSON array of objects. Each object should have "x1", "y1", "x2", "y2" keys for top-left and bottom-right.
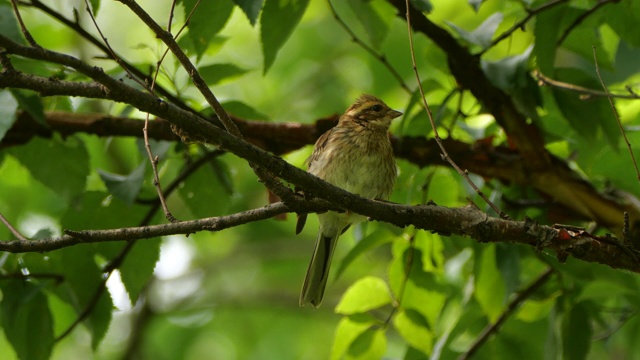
[
  {"x1": 179, "y1": 158, "x2": 233, "y2": 218},
  {"x1": 10, "y1": 89, "x2": 45, "y2": 126},
  {"x1": 233, "y1": 0, "x2": 263, "y2": 25},
  {"x1": 98, "y1": 161, "x2": 147, "y2": 205},
  {"x1": 198, "y1": 63, "x2": 249, "y2": 86},
  {"x1": 89, "y1": 0, "x2": 101, "y2": 16},
  {"x1": 448, "y1": 12, "x2": 503, "y2": 49},
  {"x1": 0, "y1": 4, "x2": 24, "y2": 44},
  {"x1": 347, "y1": 0, "x2": 394, "y2": 49},
  {"x1": 334, "y1": 228, "x2": 395, "y2": 279},
  {"x1": 183, "y1": 0, "x2": 234, "y2": 59},
  {"x1": 561, "y1": 301, "x2": 592, "y2": 360},
  {"x1": 347, "y1": 327, "x2": 386, "y2": 360},
  {"x1": 410, "y1": 0, "x2": 432, "y2": 13},
  {"x1": 495, "y1": 243, "x2": 520, "y2": 296},
  {"x1": 552, "y1": 68, "x2": 619, "y2": 149},
  {"x1": 119, "y1": 237, "x2": 161, "y2": 304},
  {"x1": 394, "y1": 309, "x2": 433, "y2": 356},
  {"x1": 474, "y1": 244, "x2": 506, "y2": 322},
  {"x1": 49, "y1": 245, "x2": 112, "y2": 349},
  {"x1": 534, "y1": 4, "x2": 566, "y2": 74},
  {"x1": 221, "y1": 100, "x2": 269, "y2": 120},
  {"x1": 9, "y1": 136, "x2": 89, "y2": 202},
  {"x1": 260, "y1": 0, "x2": 311, "y2": 73},
  {"x1": 603, "y1": 0, "x2": 640, "y2": 47},
  {"x1": 0, "y1": 89, "x2": 18, "y2": 142},
  {"x1": 335, "y1": 276, "x2": 392, "y2": 314},
  {"x1": 415, "y1": 231, "x2": 444, "y2": 273},
  {"x1": 331, "y1": 315, "x2": 374, "y2": 360},
  {"x1": 0, "y1": 280, "x2": 54, "y2": 360}
]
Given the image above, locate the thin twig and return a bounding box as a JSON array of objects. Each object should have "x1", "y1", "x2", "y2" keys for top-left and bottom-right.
[
  {"x1": 403, "y1": 0, "x2": 509, "y2": 219},
  {"x1": 535, "y1": 70, "x2": 640, "y2": 100},
  {"x1": 0, "y1": 212, "x2": 28, "y2": 241},
  {"x1": 327, "y1": 0, "x2": 411, "y2": 94},
  {"x1": 116, "y1": 0, "x2": 293, "y2": 201},
  {"x1": 458, "y1": 268, "x2": 555, "y2": 360},
  {"x1": 592, "y1": 46, "x2": 640, "y2": 184},
  {"x1": 482, "y1": 0, "x2": 569, "y2": 55},
  {"x1": 9, "y1": 0, "x2": 38, "y2": 46},
  {"x1": 81, "y1": 0, "x2": 176, "y2": 221},
  {"x1": 23, "y1": 0, "x2": 199, "y2": 115},
  {"x1": 54, "y1": 151, "x2": 224, "y2": 341},
  {"x1": 557, "y1": 0, "x2": 618, "y2": 46},
  {"x1": 81, "y1": 0, "x2": 151, "y2": 92}
]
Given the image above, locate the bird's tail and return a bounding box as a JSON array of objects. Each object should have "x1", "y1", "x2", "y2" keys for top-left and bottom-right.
[{"x1": 300, "y1": 231, "x2": 339, "y2": 308}]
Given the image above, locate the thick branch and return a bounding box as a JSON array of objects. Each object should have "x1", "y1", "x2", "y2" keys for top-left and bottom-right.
[{"x1": 1, "y1": 199, "x2": 638, "y2": 276}]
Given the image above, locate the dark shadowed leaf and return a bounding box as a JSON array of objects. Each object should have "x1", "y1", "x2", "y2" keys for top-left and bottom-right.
[
  {"x1": 233, "y1": 0, "x2": 263, "y2": 25},
  {"x1": 98, "y1": 161, "x2": 147, "y2": 205},
  {"x1": 260, "y1": 0, "x2": 310, "y2": 73}
]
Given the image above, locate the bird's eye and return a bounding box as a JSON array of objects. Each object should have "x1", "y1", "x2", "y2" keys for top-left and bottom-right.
[{"x1": 369, "y1": 104, "x2": 383, "y2": 112}]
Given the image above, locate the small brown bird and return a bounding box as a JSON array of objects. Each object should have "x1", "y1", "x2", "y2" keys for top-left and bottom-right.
[{"x1": 299, "y1": 94, "x2": 401, "y2": 307}]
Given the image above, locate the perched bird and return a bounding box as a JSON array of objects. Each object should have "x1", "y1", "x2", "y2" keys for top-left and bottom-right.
[{"x1": 299, "y1": 94, "x2": 401, "y2": 307}]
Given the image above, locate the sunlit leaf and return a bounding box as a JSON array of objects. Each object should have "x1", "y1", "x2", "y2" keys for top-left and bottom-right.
[
  {"x1": 335, "y1": 276, "x2": 392, "y2": 314},
  {"x1": 331, "y1": 315, "x2": 373, "y2": 360},
  {"x1": 394, "y1": 309, "x2": 433, "y2": 356},
  {"x1": 347, "y1": 327, "x2": 386, "y2": 360}
]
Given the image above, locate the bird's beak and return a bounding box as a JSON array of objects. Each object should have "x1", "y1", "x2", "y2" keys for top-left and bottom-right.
[{"x1": 389, "y1": 110, "x2": 402, "y2": 119}]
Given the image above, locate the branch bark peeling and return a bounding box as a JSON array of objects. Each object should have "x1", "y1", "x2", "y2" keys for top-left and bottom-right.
[{"x1": 1, "y1": 34, "x2": 639, "y2": 273}]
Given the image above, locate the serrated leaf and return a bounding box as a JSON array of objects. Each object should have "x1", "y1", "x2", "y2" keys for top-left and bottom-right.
[
  {"x1": 1, "y1": 280, "x2": 54, "y2": 360},
  {"x1": 562, "y1": 301, "x2": 592, "y2": 360},
  {"x1": 0, "y1": 4, "x2": 24, "y2": 44},
  {"x1": 10, "y1": 89, "x2": 45, "y2": 126},
  {"x1": 394, "y1": 309, "x2": 433, "y2": 356},
  {"x1": 335, "y1": 276, "x2": 392, "y2": 314},
  {"x1": 9, "y1": 136, "x2": 89, "y2": 202},
  {"x1": 347, "y1": 327, "x2": 386, "y2": 359},
  {"x1": 0, "y1": 89, "x2": 18, "y2": 142},
  {"x1": 331, "y1": 315, "x2": 373, "y2": 360},
  {"x1": 414, "y1": 231, "x2": 444, "y2": 273},
  {"x1": 178, "y1": 159, "x2": 232, "y2": 218},
  {"x1": 474, "y1": 245, "x2": 506, "y2": 323},
  {"x1": 183, "y1": 0, "x2": 234, "y2": 59},
  {"x1": 260, "y1": 0, "x2": 311, "y2": 73},
  {"x1": 98, "y1": 161, "x2": 146, "y2": 205},
  {"x1": 448, "y1": 12, "x2": 503, "y2": 49},
  {"x1": 334, "y1": 228, "x2": 395, "y2": 279},
  {"x1": 347, "y1": 0, "x2": 394, "y2": 49},
  {"x1": 49, "y1": 245, "x2": 113, "y2": 349},
  {"x1": 119, "y1": 237, "x2": 161, "y2": 304},
  {"x1": 199, "y1": 63, "x2": 249, "y2": 86},
  {"x1": 233, "y1": 0, "x2": 263, "y2": 25}
]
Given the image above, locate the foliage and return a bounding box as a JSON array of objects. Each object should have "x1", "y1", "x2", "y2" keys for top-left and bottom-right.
[{"x1": 1, "y1": 0, "x2": 640, "y2": 359}]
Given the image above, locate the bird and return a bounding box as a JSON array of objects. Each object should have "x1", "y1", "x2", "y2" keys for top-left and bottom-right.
[{"x1": 299, "y1": 94, "x2": 401, "y2": 307}]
